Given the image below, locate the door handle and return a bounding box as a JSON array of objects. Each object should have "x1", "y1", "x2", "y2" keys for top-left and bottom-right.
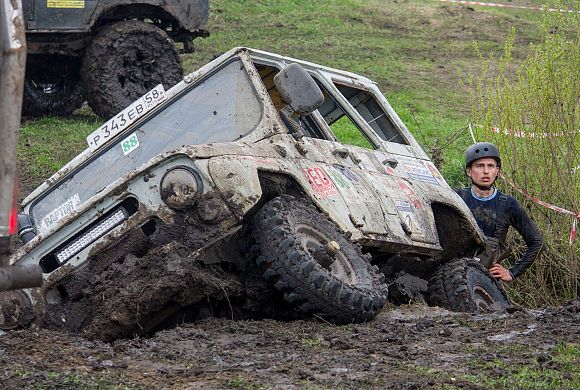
[
  {"x1": 382, "y1": 158, "x2": 398, "y2": 168},
  {"x1": 333, "y1": 148, "x2": 362, "y2": 164},
  {"x1": 332, "y1": 148, "x2": 349, "y2": 159}
]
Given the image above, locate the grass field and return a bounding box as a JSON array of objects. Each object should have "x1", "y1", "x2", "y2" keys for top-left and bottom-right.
[{"x1": 19, "y1": 0, "x2": 564, "y2": 192}]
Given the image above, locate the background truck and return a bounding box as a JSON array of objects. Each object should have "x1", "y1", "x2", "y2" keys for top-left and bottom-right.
[{"x1": 22, "y1": 0, "x2": 210, "y2": 119}]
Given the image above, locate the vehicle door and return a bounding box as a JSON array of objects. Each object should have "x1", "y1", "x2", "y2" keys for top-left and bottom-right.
[{"x1": 309, "y1": 74, "x2": 439, "y2": 245}]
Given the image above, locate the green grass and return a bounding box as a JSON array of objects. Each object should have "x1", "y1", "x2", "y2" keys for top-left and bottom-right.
[
  {"x1": 300, "y1": 337, "x2": 322, "y2": 348},
  {"x1": 410, "y1": 342, "x2": 580, "y2": 390},
  {"x1": 460, "y1": 343, "x2": 580, "y2": 389},
  {"x1": 330, "y1": 116, "x2": 374, "y2": 149},
  {"x1": 10, "y1": 366, "x2": 137, "y2": 389},
  {"x1": 18, "y1": 107, "x2": 100, "y2": 187},
  {"x1": 228, "y1": 374, "x2": 270, "y2": 390},
  {"x1": 20, "y1": 0, "x2": 555, "y2": 191}
]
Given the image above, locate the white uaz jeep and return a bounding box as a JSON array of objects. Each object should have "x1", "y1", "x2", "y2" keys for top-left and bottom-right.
[{"x1": 7, "y1": 48, "x2": 508, "y2": 338}]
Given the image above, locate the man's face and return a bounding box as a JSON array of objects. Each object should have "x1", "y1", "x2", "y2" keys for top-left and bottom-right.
[{"x1": 466, "y1": 157, "x2": 499, "y2": 189}]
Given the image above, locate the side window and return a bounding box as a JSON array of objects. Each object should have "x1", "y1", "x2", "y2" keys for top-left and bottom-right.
[
  {"x1": 334, "y1": 83, "x2": 408, "y2": 145},
  {"x1": 255, "y1": 63, "x2": 338, "y2": 141},
  {"x1": 254, "y1": 62, "x2": 376, "y2": 150},
  {"x1": 313, "y1": 82, "x2": 375, "y2": 150}
]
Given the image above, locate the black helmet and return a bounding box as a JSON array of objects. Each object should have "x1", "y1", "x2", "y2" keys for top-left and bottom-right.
[{"x1": 465, "y1": 142, "x2": 501, "y2": 168}]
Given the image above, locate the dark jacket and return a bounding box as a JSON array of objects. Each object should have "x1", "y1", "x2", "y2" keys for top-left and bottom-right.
[{"x1": 456, "y1": 188, "x2": 544, "y2": 278}]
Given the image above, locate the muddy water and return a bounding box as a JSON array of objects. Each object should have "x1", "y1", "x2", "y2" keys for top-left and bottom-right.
[{"x1": 1, "y1": 302, "x2": 577, "y2": 389}]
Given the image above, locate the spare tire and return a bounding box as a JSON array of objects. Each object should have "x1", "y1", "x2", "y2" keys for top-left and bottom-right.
[
  {"x1": 22, "y1": 55, "x2": 84, "y2": 117},
  {"x1": 81, "y1": 20, "x2": 183, "y2": 119},
  {"x1": 428, "y1": 257, "x2": 510, "y2": 312},
  {"x1": 252, "y1": 195, "x2": 388, "y2": 323}
]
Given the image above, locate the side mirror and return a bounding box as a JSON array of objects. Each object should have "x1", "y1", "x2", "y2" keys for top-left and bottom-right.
[{"x1": 274, "y1": 63, "x2": 324, "y2": 115}]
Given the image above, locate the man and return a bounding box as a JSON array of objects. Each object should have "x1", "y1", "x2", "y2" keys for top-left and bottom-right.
[{"x1": 457, "y1": 142, "x2": 544, "y2": 281}]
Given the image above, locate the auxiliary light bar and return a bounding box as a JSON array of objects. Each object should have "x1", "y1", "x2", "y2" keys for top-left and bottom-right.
[{"x1": 56, "y1": 208, "x2": 128, "y2": 264}]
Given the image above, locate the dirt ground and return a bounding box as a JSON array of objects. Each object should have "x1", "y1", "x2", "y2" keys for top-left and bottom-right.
[
  {"x1": 0, "y1": 301, "x2": 578, "y2": 389},
  {"x1": 4, "y1": 2, "x2": 578, "y2": 388}
]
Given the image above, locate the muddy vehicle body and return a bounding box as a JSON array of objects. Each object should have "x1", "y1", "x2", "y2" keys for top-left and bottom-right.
[
  {"x1": 9, "y1": 47, "x2": 508, "y2": 339},
  {"x1": 22, "y1": 0, "x2": 209, "y2": 119}
]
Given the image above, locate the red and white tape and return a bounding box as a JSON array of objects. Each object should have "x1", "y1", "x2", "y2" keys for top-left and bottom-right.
[
  {"x1": 490, "y1": 127, "x2": 580, "y2": 139},
  {"x1": 468, "y1": 123, "x2": 579, "y2": 244},
  {"x1": 439, "y1": 0, "x2": 579, "y2": 13},
  {"x1": 499, "y1": 173, "x2": 579, "y2": 244}
]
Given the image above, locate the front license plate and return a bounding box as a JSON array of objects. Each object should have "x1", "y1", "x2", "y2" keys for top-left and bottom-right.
[{"x1": 86, "y1": 84, "x2": 166, "y2": 152}]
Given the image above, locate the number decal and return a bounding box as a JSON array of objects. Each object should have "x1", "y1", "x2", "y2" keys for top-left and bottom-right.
[
  {"x1": 121, "y1": 132, "x2": 140, "y2": 155},
  {"x1": 405, "y1": 214, "x2": 413, "y2": 229}
]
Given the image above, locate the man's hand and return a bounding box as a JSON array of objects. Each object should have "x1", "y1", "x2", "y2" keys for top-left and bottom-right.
[{"x1": 489, "y1": 264, "x2": 513, "y2": 282}]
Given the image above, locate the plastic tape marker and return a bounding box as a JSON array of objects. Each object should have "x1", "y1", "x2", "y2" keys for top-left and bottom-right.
[{"x1": 439, "y1": 0, "x2": 578, "y2": 13}]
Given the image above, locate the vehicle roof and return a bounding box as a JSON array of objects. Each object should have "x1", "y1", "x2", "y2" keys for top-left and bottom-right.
[
  {"x1": 242, "y1": 47, "x2": 378, "y2": 86},
  {"x1": 21, "y1": 47, "x2": 390, "y2": 207}
]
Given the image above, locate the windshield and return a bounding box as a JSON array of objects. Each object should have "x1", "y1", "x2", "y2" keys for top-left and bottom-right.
[{"x1": 31, "y1": 59, "x2": 263, "y2": 234}]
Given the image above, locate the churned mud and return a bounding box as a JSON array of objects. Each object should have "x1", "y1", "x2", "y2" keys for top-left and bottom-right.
[
  {"x1": 37, "y1": 218, "x2": 299, "y2": 342},
  {"x1": 1, "y1": 302, "x2": 578, "y2": 389}
]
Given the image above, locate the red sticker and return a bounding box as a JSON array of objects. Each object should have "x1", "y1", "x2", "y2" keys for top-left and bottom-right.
[
  {"x1": 303, "y1": 167, "x2": 338, "y2": 198},
  {"x1": 397, "y1": 180, "x2": 421, "y2": 209}
]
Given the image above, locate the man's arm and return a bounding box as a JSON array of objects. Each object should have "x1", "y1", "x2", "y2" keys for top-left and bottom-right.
[{"x1": 506, "y1": 198, "x2": 544, "y2": 279}]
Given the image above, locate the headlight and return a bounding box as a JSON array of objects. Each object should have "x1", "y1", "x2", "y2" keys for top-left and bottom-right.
[{"x1": 160, "y1": 167, "x2": 202, "y2": 210}]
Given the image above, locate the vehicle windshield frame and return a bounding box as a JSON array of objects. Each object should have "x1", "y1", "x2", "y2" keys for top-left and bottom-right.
[{"x1": 28, "y1": 55, "x2": 265, "y2": 230}]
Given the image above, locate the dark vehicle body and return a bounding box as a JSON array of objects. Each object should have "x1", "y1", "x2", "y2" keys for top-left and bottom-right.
[
  {"x1": 21, "y1": 0, "x2": 210, "y2": 119},
  {"x1": 23, "y1": 0, "x2": 209, "y2": 54}
]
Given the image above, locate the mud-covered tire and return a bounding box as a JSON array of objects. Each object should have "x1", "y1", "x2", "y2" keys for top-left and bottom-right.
[
  {"x1": 428, "y1": 257, "x2": 510, "y2": 312},
  {"x1": 22, "y1": 55, "x2": 84, "y2": 117},
  {"x1": 252, "y1": 195, "x2": 388, "y2": 323},
  {"x1": 81, "y1": 20, "x2": 183, "y2": 119}
]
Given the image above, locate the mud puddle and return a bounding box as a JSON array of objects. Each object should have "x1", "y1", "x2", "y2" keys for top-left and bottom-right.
[{"x1": 1, "y1": 302, "x2": 578, "y2": 389}]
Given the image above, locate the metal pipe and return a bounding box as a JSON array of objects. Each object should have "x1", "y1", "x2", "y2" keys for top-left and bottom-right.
[
  {"x1": 0, "y1": 0, "x2": 26, "y2": 248},
  {"x1": 0, "y1": 1, "x2": 41, "y2": 292},
  {"x1": 0, "y1": 265, "x2": 43, "y2": 291}
]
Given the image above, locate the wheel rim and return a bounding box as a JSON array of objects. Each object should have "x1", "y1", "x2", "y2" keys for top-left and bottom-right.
[
  {"x1": 473, "y1": 285, "x2": 497, "y2": 310},
  {"x1": 26, "y1": 56, "x2": 80, "y2": 97},
  {"x1": 295, "y1": 223, "x2": 357, "y2": 285},
  {"x1": 27, "y1": 68, "x2": 68, "y2": 95}
]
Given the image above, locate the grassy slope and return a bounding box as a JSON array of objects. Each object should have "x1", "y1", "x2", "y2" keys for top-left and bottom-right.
[
  {"x1": 185, "y1": 0, "x2": 547, "y2": 183},
  {"x1": 19, "y1": 0, "x2": 552, "y2": 193}
]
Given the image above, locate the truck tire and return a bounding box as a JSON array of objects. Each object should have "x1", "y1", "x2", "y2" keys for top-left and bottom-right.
[
  {"x1": 428, "y1": 257, "x2": 510, "y2": 312},
  {"x1": 81, "y1": 20, "x2": 183, "y2": 119},
  {"x1": 22, "y1": 55, "x2": 84, "y2": 117},
  {"x1": 252, "y1": 195, "x2": 388, "y2": 323}
]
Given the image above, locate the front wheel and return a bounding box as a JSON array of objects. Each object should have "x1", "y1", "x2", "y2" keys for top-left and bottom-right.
[
  {"x1": 251, "y1": 195, "x2": 388, "y2": 323},
  {"x1": 427, "y1": 257, "x2": 510, "y2": 312}
]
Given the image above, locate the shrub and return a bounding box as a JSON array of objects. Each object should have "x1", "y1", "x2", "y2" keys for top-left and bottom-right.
[{"x1": 469, "y1": 5, "x2": 579, "y2": 306}]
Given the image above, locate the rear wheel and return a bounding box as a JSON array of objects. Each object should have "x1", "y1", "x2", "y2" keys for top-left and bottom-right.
[
  {"x1": 428, "y1": 257, "x2": 510, "y2": 312},
  {"x1": 81, "y1": 20, "x2": 183, "y2": 119},
  {"x1": 252, "y1": 195, "x2": 388, "y2": 323},
  {"x1": 22, "y1": 55, "x2": 84, "y2": 117}
]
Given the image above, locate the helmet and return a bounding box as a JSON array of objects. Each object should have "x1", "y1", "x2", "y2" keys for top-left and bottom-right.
[{"x1": 465, "y1": 142, "x2": 501, "y2": 168}]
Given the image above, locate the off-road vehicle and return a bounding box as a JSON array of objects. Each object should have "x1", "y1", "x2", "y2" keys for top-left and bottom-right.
[
  {"x1": 6, "y1": 47, "x2": 509, "y2": 339},
  {"x1": 22, "y1": 0, "x2": 209, "y2": 119}
]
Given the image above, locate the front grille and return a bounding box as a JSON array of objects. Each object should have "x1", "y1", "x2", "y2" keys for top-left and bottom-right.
[{"x1": 39, "y1": 197, "x2": 138, "y2": 273}]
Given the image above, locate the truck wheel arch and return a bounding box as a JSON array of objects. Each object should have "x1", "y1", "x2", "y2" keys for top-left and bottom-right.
[
  {"x1": 91, "y1": 3, "x2": 201, "y2": 37},
  {"x1": 431, "y1": 202, "x2": 484, "y2": 261}
]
